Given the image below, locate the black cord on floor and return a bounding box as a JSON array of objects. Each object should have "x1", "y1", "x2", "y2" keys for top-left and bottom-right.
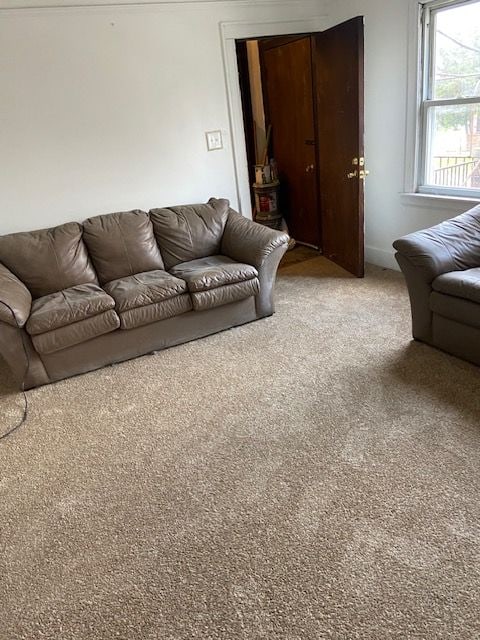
[
  {"x1": 0, "y1": 299, "x2": 30, "y2": 441},
  {"x1": 0, "y1": 388, "x2": 28, "y2": 440}
]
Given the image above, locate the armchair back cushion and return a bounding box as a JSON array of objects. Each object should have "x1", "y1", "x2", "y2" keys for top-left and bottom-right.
[
  {"x1": 150, "y1": 198, "x2": 230, "y2": 269},
  {"x1": 0, "y1": 222, "x2": 97, "y2": 298},
  {"x1": 393, "y1": 204, "x2": 480, "y2": 282}
]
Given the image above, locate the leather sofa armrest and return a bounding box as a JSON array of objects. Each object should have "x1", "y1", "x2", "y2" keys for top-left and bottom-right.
[
  {"x1": 221, "y1": 210, "x2": 289, "y2": 268},
  {"x1": 0, "y1": 263, "x2": 32, "y2": 328},
  {"x1": 393, "y1": 204, "x2": 480, "y2": 283}
]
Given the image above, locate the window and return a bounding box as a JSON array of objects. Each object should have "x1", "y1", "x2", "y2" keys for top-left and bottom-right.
[{"x1": 419, "y1": 0, "x2": 480, "y2": 197}]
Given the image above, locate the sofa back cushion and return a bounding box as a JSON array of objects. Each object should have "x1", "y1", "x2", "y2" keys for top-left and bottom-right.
[
  {"x1": 0, "y1": 222, "x2": 97, "y2": 298},
  {"x1": 82, "y1": 210, "x2": 165, "y2": 284},
  {"x1": 149, "y1": 198, "x2": 230, "y2": 269}
]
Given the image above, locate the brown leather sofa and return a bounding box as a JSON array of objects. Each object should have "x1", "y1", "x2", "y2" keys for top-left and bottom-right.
[
  {"x1": 393, "y1": 204, "x2": 480, "y2": 365},
  {"x1": 0, "y1": 198, "x2": 289, "y2": 388}
]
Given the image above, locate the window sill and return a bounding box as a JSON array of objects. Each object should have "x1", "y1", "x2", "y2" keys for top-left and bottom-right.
[{"x1": 400, "y1": 192, "x2": 480, "y2": 211}]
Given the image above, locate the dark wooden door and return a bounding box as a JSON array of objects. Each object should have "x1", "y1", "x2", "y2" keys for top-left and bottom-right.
[
  {"x1": 260, "y1": 37, "x2": 320, "y2": 248},
  {"x1": 314, "y1": 17, "x2": 365, "y2": 276}
]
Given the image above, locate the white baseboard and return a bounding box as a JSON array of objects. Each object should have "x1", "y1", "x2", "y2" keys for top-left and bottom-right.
[{"x1": 365, "y1": 245, "x2": 399, "y2": 271}]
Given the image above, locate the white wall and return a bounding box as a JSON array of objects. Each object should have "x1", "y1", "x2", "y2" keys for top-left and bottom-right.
[
  {"x1": 1, "y1": 0, "x2": 477, "y2": 267},
  {"x1": 0, "y1": 0, "x2": 326, "y2": 234},
  {"x1": 329, "y1": 0, "x2": 479, "y2": 269}
]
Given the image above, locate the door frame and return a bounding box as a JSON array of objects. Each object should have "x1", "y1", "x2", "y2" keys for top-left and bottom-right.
[{"x1": 220, "y1": 16, "x2": 336, "y2": 218}]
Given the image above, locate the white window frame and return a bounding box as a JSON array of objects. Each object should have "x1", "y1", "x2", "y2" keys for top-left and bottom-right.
[{"x1": 406, "y1": 0, "x2": 480, "y2": 200}]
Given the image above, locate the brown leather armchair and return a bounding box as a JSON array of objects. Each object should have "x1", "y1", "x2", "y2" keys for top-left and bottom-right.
[
  {"x1": 393, "y1": 204, "x2": 480, "y2": 365},
  {"x1": 0, "y1": 199, "x2": 289, "y2": 388}
]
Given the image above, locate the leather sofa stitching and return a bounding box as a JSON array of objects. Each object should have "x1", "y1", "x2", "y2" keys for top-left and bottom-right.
[
  {"x1": 113, "y1": 215, "x2": 135, "y2": 276},
  {"x1": 181, "y1": 210, "x2": 195, "y2": 252},
  {"x1": 48, "y1": 232, "x2": 65, "y2": 292}
]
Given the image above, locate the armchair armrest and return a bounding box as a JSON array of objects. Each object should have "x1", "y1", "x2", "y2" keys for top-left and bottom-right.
[
  {"x1": 0, "y1": 263, "x2": 32, "y2": 328},
  {"x1": 221, "y1": 210, "x2": 289, "y2": 268},
  {"x1": 393, "y1": 204, "x2": 480, "y2": 283}
]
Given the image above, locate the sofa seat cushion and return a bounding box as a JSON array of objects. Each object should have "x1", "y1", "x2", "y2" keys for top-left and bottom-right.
[
  {"x1": 430, "y1": 291, "x2": 480, "y2": 330},
  {"x1": 170, "y1": 255, "x2": 259, "y2": 311},
  {"x1": 190, "y1": 281, "x2": 260, "y2": 311},
  {"x1": 170, "y1": 255, "x2": 258, "y2": 291},
  {"x1": 25, "y1": 283, "x2": 120, "y2": 355},
  {"x1": 26, "y1": 284, "x2": 116, "y2": 335},
  {"x1": 104, "y1": 270, "x2": 187, "y2": 311},
  {"x1": 115, "y1": 295, "x2": 193, "y2": 330},
  {"x1": 432, "y1": 268, "x2": 480, "y2": 304},
  {"x1": 103, "y1": 270, "x2": 192, "y2": 330},
  {"x1": 31, "y1": 311, "x2": 120, "y2": 355}
]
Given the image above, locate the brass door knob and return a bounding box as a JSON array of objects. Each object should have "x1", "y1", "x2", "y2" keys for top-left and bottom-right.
[{"x1": 347, "y1": 169, "x2": 369, "y2": 180}]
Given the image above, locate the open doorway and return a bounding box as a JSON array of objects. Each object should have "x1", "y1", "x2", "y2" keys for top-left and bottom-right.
[{"x1": 235, "y1": 18, "x2": 366, "y2": 277}]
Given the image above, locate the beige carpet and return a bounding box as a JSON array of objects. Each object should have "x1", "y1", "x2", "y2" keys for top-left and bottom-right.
[{"x1": 1, "y1": 257, "x2": 480, "y2": 640}]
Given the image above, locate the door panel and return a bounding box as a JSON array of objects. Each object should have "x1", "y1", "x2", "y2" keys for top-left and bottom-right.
[
  {"x1": 314, "y1": 17, "x2": 365, "y2": 276},
  {"x1": 261, "y1": 37, "x2": 321, "y2": 247}
]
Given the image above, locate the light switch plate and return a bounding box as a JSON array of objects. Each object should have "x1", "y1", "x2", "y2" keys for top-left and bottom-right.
[{"x1": 206, "y1": 130, "x2": 223, "y2": 151}]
